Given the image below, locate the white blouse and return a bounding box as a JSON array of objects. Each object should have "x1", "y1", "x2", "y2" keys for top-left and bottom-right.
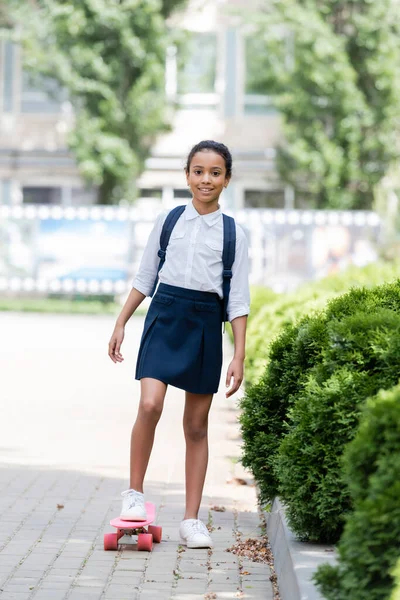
[{"x1": 133, "y1": 202, "x2": 250, "y2": 322}]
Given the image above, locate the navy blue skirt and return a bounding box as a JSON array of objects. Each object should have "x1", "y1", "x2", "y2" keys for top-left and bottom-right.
[{"x1": 135, "y1": 283, "x2": 223, "y2": 394}]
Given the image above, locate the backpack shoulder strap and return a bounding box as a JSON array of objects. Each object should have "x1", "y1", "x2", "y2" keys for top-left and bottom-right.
[
  {"x1": 222, "y1": 214, "x2": 236, "y2": 323},
  {"x1": 149, "y1": 205, "x2": 186, "y2": 297}
]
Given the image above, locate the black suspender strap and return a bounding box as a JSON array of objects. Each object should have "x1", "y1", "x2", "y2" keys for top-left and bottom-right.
[
  {"x1": 149, "y1": 205, "x2": 186, "y2": 297},
  {"x1": 222, "y1": 214, "x2": 236, "y2": 325}
]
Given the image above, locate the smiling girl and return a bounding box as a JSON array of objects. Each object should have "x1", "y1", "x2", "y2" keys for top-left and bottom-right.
[{"x1": 108, "y1": 140, "x2": 250, "y2": 548}]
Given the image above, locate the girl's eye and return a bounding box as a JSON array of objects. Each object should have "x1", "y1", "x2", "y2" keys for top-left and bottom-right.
[
  {"x1": 194, "y1": 170, "x2": 202, "y2": 175},
  {"x1": 213, "y1": 172, "x2": 221, "y2": 177}
]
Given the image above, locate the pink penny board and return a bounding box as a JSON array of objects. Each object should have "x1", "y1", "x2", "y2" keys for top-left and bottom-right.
[{"x1": 104, "y1": 502, "x2": 162, "y2": 552}]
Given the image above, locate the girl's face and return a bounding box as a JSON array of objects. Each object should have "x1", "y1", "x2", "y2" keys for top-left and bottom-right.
[{"x1": 186, "y1": 150, "x2": 230, "y2": 207}]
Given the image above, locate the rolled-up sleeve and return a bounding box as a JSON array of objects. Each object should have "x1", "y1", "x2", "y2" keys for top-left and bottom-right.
[
  {"x1": 228, "y1": 224, "x2": 250, "y2": 322},
  {"x1": 132, "y1": 212, "x2": 166, "y2": 296}
]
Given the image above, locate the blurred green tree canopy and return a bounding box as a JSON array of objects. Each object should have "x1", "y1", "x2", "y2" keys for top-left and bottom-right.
[
  {"x1": 247, "y1": 0, "x2": 400, "y2": 209},
  {"x1": 2, "y1": 0, "x2": 185, "y2": 204}
]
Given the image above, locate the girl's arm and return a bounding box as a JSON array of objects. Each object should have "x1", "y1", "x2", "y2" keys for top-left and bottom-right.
[
  {"x1": 225, "y1": 225, "x2": 250, "y2": 398},
  {"x1": 225, "y1": 315, "x2": 247, "y2": 398},
  {"x1": 108, "y1": 288, "x2": 146, "y2": 363},
  {"x1": 108, "y1": 210, "x2": 166, "y2": 364}
]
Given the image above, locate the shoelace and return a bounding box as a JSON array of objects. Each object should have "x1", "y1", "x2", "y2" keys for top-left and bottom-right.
[
  {"x1": 124, "y1": 491, "x2": 143, "y2": 510},
  {"x1": 188, "y1": 520, "x2": 209, "y2": 535}
]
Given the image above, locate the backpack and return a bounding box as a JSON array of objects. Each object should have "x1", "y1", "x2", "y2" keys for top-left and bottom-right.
[{"x1": 149, "y1": 205, "x2": 236, "y2": 324}]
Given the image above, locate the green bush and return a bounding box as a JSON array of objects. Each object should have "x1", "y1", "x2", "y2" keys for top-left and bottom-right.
[
  {"x1": 245, "y1": 289, "x2": 332, "y2": 385},
  {"x1": 240, "y1": 323, "x2": 299, "y2": 499},
  {"x1": 226, "y1": 285, "x2": 276, "y2": 344},
  {"x1": 248, "y1": 285, "x2": 277, "y2": 319},
  {"x1": 240, "y1": 280, "x2": 400, "y2": 539},
  {"x1": 241, "y1": 312, "x2": 329, "y2": 501},
  {"x1": 245, "y1": 261, "x2": 400, "y2": 385},
  {"x1": 276, "y1": 308, "x2": 400, "y2": 542},
  {"x1": 276, "y1": 368, "x2": 370, "y2": 542},
  {"x1": 314, "y1": 384, "x2": 400, "y2": 600}
]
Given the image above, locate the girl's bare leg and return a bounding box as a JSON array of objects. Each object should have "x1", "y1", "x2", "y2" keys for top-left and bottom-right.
[
  {"x1": 129, "y1": 378, "x2": 167, "y2": 492},
  {"x1": 183, "y1": 391, "x2": 213, "y2": 520}
]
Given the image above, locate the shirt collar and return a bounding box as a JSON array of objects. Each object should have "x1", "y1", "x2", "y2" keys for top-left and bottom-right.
[{"x1": 185, "y1": 201, "x2": 221, "y2": 227}]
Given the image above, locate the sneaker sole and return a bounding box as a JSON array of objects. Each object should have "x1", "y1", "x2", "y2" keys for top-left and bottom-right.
[
  {"x1": 119, "y1": 515, "x2": 147, "y2": 521},
  {"x1": 180, "y1": 537, "x2": 213, "y2": 549}
]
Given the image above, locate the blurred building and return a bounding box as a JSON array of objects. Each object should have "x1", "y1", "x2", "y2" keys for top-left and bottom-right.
[{"x1": 0, "y1": 0, "x2": 292, "y2": 210}]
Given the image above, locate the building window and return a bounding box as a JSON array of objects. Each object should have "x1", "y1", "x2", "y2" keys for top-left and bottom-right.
[
  {"x1": 177, "y1": 32, "x2": 217, "y2": 108},
  {"x1": 139, "y1": 188, "x2": 163, "y2": 199},
  {"x1": 244, "y1": 36, "x2": 274, "y2": 115},
  {"x1": 174, "y1": 188, "x2": 192, "y2": 200},
  {"x1": 23, "y1": 187, "x2": 62, "y2": 204},
  {"x1": 21, "y1": 72, "x2": 66, "y2": 113},
  {"x1": 244, "y1": 189, "x2": 285, "y2": 209}
]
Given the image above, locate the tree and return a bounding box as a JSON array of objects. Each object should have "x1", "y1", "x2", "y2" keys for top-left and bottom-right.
[
  {"x1": 3, "y1": 0, "x2": 186, "y2": 204},
  {"x1": 245, "y1": 0, "x2": 400, "y2": 209}
]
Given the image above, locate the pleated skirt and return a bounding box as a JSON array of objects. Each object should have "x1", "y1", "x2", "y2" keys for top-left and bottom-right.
[{"x1": 135, "y1": 283, "x2": 223, "y2": 394}]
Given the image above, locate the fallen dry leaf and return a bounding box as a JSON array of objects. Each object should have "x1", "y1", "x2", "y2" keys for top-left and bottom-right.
[
  {"x1": 204, "y1": 593, "x2": 217, "y2": 600},
  {"x1": 226, "y1": 477, "x2": 248, "y2": 486},
  {"x1": 226, "y1": 537, "x2": 273, "y2": 564},
  {"x1": 56, "y1": 504, "x2": 64, "y2": 509},
  {"x1": 226, "y1": 537, "x2": 281, "y2": 600},
  {"x1": 211, "y1": 505, "x2": 226, "y2": 512}
]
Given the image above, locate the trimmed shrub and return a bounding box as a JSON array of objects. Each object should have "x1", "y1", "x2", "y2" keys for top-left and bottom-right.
[
  {"x1": 240, "y1": 280, "x2": 400, "y2": 535},
  {"x1": 314, "y1": 385, "x2": 400, "y2": 600},
  {"x1": 245, "y1": 262, "x2": 400, "y2": 385},
  {"x1": 227, "y1": 285, "x2": 276, "y2": 344},
  {"x1": 248, "y1": 286, "x2": 277, "y2": 320},
  {"x1": 276, "y1": 308, "x2": 400, "y2": 542},
  {"x1": 276, "y1": 368, "x2": 370, "y2": 542},
  {"x1": 241, "y1": 312, "x2": 330, "y2": 501},
  {"x1": 245, "y1": 290, "x2": 333, "y2": 385}
]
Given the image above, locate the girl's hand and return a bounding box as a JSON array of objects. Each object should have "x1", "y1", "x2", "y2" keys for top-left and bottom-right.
[
  {"x1": 225, "y1": 357, "x2": 244, "y2": 398},
  {"x1": 108, "y1": 324, "x2": 125, "y2": 363}
]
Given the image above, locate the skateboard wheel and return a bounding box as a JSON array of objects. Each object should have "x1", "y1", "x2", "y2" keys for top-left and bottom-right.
[
  {"x1": 104, "y1": 532, "x2": 118, "y2": 551},
  {"x1": 148, "y1": 525, "x2": 162, "y2": 543},
  {"x1": 137, "y1": 533, "x2": 153, "y2": 552}
]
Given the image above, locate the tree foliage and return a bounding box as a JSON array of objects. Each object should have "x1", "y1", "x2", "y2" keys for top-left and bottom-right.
[
  {"x1": 246, "y1": 0, "x2": 400, "y2": 209},
  {"x1": 3, "y1": 0, "x2": 185, "y2": 203}
]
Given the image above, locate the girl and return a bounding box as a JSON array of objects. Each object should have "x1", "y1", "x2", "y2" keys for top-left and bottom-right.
[{"x1": 108, "y1": 140, "x2": 250, "y2": 549}]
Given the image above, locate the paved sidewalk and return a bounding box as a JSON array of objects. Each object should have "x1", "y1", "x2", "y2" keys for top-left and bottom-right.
[{"x1": 0, "y1": 312, "x2": 274, "y2": 600}]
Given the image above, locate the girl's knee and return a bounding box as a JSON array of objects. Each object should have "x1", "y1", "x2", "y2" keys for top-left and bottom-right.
[
  {"x1": 184, "y1": 421, "x2": 208, "y2": 443},
  {"x1": 139, "y1": 397, "x2": 163, "y2": 421}
]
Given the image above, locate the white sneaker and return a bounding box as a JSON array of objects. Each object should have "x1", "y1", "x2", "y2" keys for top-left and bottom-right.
[
  {"x1": 179, "y1": 518, "x2": 213, "y2": 548},
  {"x1": 119, "y1": 489, "x2": 147, "y2": 521}
]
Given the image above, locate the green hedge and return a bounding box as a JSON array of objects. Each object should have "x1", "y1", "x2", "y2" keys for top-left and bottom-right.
[
  {"x1": 241, "y1": 313, "x2": 328, "y2": 501},
  {"x1": 226, "y1": 285, "x2": 277, "y2": 344},
  {"x1": 276, "y1": 308, "x2": 400, "y2": 542},
  {"x1": 245, "y1": 261, "x2": 400, "y2": 385},
  {"x1": 240, "y1": 278, "x2": 400, "y2": 541},
  {"x1": 314, "y1": 385, "x2": 400, "y2": 599}
]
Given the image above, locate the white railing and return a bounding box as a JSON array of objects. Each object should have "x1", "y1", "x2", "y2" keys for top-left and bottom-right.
[{"x1": 0, "y1": 204, "x2": 381, "y2": 295}]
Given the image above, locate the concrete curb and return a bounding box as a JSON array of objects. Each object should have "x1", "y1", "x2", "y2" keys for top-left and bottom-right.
[{"x1": 267, "y1": 498, "x2": 337, "y2": 600}]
